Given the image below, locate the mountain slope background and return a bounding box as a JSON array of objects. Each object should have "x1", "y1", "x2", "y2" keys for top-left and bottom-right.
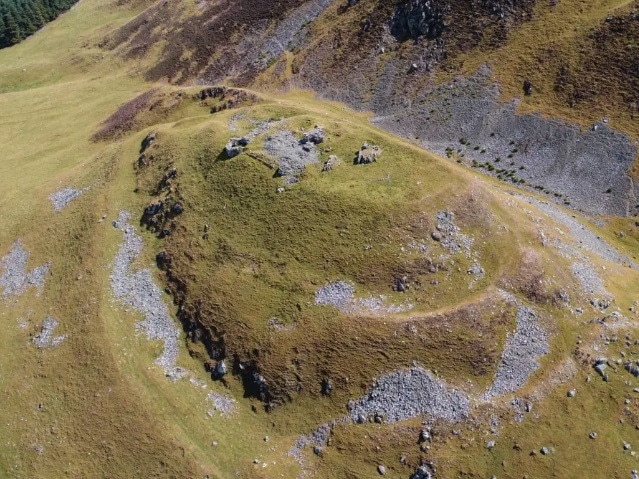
[{"x1": 0, "y1": 1, "x2": 639, "y2": 478}]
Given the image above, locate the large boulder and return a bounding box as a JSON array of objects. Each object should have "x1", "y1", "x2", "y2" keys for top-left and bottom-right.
[
  {"x1": 354, "y1": 143, "x2": 382, "y2": 164},
  {"x1": 300, "y1": 127, "x2": 325, "y2": 145},
  {"x1": 225, "y1": 137, "x2": 250, "y2": 158}
]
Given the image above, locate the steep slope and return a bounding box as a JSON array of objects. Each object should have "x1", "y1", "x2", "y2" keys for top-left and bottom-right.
[
  {"x1": 105, "y1": 0, "x2": 639, "y2": 217},
  {"x1": 1, "y1": 1, "x2": 639, "y2": 479}
]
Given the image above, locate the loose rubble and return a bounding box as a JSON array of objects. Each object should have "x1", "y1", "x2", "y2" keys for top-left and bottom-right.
[
  {"x1": 32, "y1": 317, "x2": 66, "y2": 348},
  {"x1": 0, "y1": 240, "x2": 50, "y2": 299},
  {"x1": 264, "y1": 130, "x2": 320, "y2": 178},
  {"x1": 483, "y1": 307, "x2": 548, "y2": 399},
  {"x1": 527, "y1": 197, "x2": 638, "y2": 269},
  {"x1": 373, "y1": 66, "x2": 638, "y2": 216},
  {"x1": 49, "y1": 186, "x2": 90, "y2": 212},
  {"x1": 110, "y1": 211, "x2": 184, "y2": 379},
  {"x1": 348, "y1": 367, "x2": 470, "y2": 423},
  {"x1": 314, "y1": 281, "x2": 413, "y2": 315},
  {"x1": 435, "y1": 211, "x2": 473, "y2": 257}
]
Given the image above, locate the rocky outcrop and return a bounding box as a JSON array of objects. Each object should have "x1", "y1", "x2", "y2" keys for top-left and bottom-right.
[{"x1": 390, "y1": 0, "x2": 448, "y2": 41}]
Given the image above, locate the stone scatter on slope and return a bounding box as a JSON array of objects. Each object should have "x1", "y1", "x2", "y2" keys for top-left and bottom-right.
[
  {"x1": 315, "y1": 280, "x2": 413, "y2": 314},
  {"x1": 33, "y1": 317, "x2": 66, "y2": 348},
  {"x1": 373, "y1": 66, "x2": 638, "y2": 216},
  {"x1": 0, "y1": 240, "x2": 50, "y2": 300},
  {"x1": 49, "y1": 186, "x2": 90, "y2": 212},
  {"x1": 110, "y1": 211, "x2": 185, "y2": 380},
  {"x1": 483, "y1": 306, "x2": 548, "y2": 399}
]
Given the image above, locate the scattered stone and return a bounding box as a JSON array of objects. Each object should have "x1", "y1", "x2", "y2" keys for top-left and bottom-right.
[
  {"x1": 206, "y1": 392, "x2": 236, "y2": 417},
  {"x1": 567, "y1": 389, "x2": 576, "y2": 397},
  {"x1": 435, "y1": 211, "x2": 473, "y2": 256},
  {"x1": 419, "y1": 428, "x2": 431, "y2": 443},
  {"x1": 354, "y1": 143, "x2": 382, "y2": 165},
  {"x1": 315, "y1": 280, "x2": 412, "y2": 314},
  {"x1": 540, "y1": 447, "x2": 550, "y2": 455},
  {"x1": 487, "y1": 440, "x2": 496, "y2": 450},
  {"x1": 0, "y1": 240, "x2": 50, "y2": 300},
  {"x1": 111, "y1": 211, "x2": 185, "y2": 379},
  {"x1": 390, "y1": 0, "x2": 446, "y2": 41},
  {"x1": 315, "y1": 281, "x2": 355, "y2": 311},
  {"x1": 225, "y1": 137, "x2": 250, "y2": 158},
  {"x1": 377, "y1": 464, "x2": 386, "y2": 475},
  {"x1": 33, "y1": 317, "x2": 66, "y2": 348},
  {"x1": 624, "y1": 442, "x2": 632, "y2": 451},
  {"x1": 49, "y1": 186, "x2": 90, "y2": 212},
  {"x1": 590, "y1": 432, "x2": 597, "y2": 439},
  {"x1": 467, "y1": 263, "x2": 485, "y2": 278}
]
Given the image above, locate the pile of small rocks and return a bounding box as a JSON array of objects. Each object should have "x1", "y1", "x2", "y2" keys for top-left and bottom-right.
[{"x1": 348, "y1": 367, "x2": 470, "y2": 423}]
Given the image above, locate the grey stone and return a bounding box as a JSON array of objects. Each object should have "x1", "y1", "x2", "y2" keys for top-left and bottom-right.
[
  {"x1": 300, "y1": 127, "x2": 325, "y2": 145},
  {"x1": 225, "y1": 137, "x2": 250, "y2": 158},
  {"x1": 322, "y1": 155, "x2": 340, "y2": 172},
  {"x1": 265, "y1": 130, "x2": 320, "y2": 177},
  {"x1": 355, "y1": 143, "x2": 382, "y2": 165}
]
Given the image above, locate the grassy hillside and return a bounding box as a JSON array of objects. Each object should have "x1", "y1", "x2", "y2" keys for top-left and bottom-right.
[{"x1": 1, "y1": 1, "x2": 639, "y2": 479}]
